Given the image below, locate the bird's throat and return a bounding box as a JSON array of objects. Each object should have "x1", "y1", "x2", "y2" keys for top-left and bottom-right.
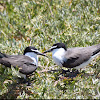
[
  {"x1": 52, "y1": 48, "x2": 66, "y2": 67},
  {"x1": 25, "y1": 52, "x2": 38, "y2": 66}
]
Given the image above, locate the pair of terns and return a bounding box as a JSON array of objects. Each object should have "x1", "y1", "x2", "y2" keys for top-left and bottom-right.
[{"x1": 0, "y1": 43, "x2": 100, "y2": 79}]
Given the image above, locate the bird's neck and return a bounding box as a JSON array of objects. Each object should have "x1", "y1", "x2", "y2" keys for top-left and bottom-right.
[
  {"x1": 52, "y1": 48, "x2": 65, "y2": 56},
  {"x1": 25, "y1": 52, "x2": 38, "y2": 66},
  {"x1": 52, "y1": 48, "x2": 66, "y2": 66}
]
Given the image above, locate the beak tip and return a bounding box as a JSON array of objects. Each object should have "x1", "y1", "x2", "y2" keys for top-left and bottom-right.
[
  {"x1": 43, "y1": 54, "x2": 48, "y2": 58},
  {"x1": 43, "y1": 52, "x2": 46, "y2": 54}
]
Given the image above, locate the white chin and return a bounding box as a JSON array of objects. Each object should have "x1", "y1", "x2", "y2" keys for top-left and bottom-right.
[{"x1": 52, "y1": 56, "x2": 63, "y2": 67}]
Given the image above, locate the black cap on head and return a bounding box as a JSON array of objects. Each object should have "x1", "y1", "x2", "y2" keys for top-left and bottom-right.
[
  {"x1": 53, "y1": 43, "x2": 67, "y2": 50},
  {"x1": 24, "y1": 46, "x2": 37, "y2": 55},
  {"x1": 43, "y1": 43, "x2": 67, "y2": 53},
  {"x1": 24, "y1": 46, "x2": 47, "y2": 57}
]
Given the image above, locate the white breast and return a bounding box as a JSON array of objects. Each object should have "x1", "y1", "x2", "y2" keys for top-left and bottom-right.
[
  {"x1": 52, "y1": 48, "x2": 66, "y2": 67},
  {"x1": 25, "y1": 52, "x2": 38, "y2": 66}
]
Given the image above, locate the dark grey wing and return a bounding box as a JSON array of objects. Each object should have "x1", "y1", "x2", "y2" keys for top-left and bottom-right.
[
  {"x1": 1, "y1": 55, "x2": 37, "y2": 75},
  {"x1": 0, "y1": 57, "x2": 11, "y2": 67},
  {"x1": 0, "y1": 52, "x2": 10, "y2": 66},
  {"x1": 62, "y1": 47, "x2": 92, "y2": 68},
  {"x1": 0, "y1": 52, "x2": 8, "y2": 58},
  {"x1": 2, "y1": 55, "x2": 34, "y2": 67},
  {"x1": 88, "y1": 43, "x2": 100, "y2": 56},
  {"x1": 62, "y1": 44, "x2": 100, "y2": 68},
  {"x1": 19, "y1": 62, "x2": 37, "y2": 75}
]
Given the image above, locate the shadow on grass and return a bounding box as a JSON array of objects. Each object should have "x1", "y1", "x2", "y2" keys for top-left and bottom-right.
[
  {"x1": 0, "y1": 78, "x2": 33, "y2": 99},
  {"x1": 0, "y1": 75, "x2": 39, "y2": 99},
  {"x1": 51, "y1": 69, "x2": 99, "y2": 92}
]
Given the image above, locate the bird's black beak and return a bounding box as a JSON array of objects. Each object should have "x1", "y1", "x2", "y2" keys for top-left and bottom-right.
[
  {"x1": 31, "y1": 49, "x2": 48, "y2": 57},
  {"x1": 43, "y1": 48, "x2": 52, "y2": 53},
  {"x1": 43, "y1": 46, "x2": 57, "y2": 53},
  {"x1": 37, "y1": 51, "x2": 48, "y2": 57}
]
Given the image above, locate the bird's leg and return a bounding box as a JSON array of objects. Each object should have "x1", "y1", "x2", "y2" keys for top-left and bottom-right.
[
  {"x1": 75, "y1": 69, "x2": 79, "y2": 74},
  {"x1": 61, "y1": 68, "x2": 71, "y2": 74},
  {"x1": 18, "y1": 76, "x2": 31, "y2": 86},
  {"x1": 59, "y1": 66, "x2": 71, "y2": 75},
  {"x1": 26, "y1": 75, "x2": 31, "y2": 86},
  {"x1": 72, "y1": 68, "x2": 80, "y2": 75},
  {"x1": 17, "y1": 77, "x2": 27, "y2": 84},
  {"x1": 72, "y1": 68, "x2": 76, "y2": 72}
]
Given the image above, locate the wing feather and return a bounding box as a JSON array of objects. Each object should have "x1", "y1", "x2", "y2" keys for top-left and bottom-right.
[
  {"x1": 62, "y1": 47, "x2": 92, "y2": 68},
  {"x1": 1, "y1": 55, "x2": 36, "y2": 75}
]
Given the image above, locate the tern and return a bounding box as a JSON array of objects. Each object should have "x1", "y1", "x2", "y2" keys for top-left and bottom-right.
[
  {"x1": 43, "y1": 43, "x2": 100, "y2": 72},
  {"x1": 0, "y1": 46, "x2": 46, "y2": 79}
]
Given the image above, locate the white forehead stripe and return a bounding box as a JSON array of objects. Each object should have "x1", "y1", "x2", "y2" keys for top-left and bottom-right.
[
  {"x1": 51, "y1": 46, "x2": 57, "y2": 49},
  {"x1": 31, "y1": 49, "x2": 38, "y2": 52}
]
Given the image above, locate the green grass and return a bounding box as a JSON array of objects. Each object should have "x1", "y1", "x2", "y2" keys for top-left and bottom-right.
[{"x1": 0, "y1": 0, "x2": 100, "y2": 99}]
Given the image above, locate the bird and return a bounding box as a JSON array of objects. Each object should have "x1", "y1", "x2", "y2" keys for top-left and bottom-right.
[
  {"x1": 43, "y1": 43, "x2": 100, "y2": 73},
  {"x1": 0, "y1": 46, "x2": 47, "y2": 79}
]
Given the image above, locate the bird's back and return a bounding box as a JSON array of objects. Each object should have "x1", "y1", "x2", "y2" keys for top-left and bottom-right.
[
  {"x1": 0, "y1": 54, "x2": 37, "y2": 75},
  {"x1": 63, "y1": 44, "x2": 100, "y2": 68}
]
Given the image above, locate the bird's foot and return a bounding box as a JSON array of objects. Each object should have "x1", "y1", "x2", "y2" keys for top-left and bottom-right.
[
  {"x1": 61, "y1": 69, "x2": 70, "y2": 74},
  {"x1": 72, "y1": 69, "x2": 79, "y2": 74},
  {"x1": 59, "y1": 69, "x2": 71, "y2": 77},
  {"x1": 17, "y1": 78, "x2": 32, "y2": 86},
  {"x1": 59, "y1": 69, "x2": 79, "y2": 78},
  {"x1": 68, "y1": 69, "x2": 80, "y2": 78},
  {"x1": 26, "y1": 81, "x2": 32, "y2": 86}
]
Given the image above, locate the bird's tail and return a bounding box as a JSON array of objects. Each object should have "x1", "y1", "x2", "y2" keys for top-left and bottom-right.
[
  {"x1": 0, "y1": 52, "x2": 7, "y2": 58},
  {"x1": 92, "y1": 43, "x2": 100, "y2": 56}
]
